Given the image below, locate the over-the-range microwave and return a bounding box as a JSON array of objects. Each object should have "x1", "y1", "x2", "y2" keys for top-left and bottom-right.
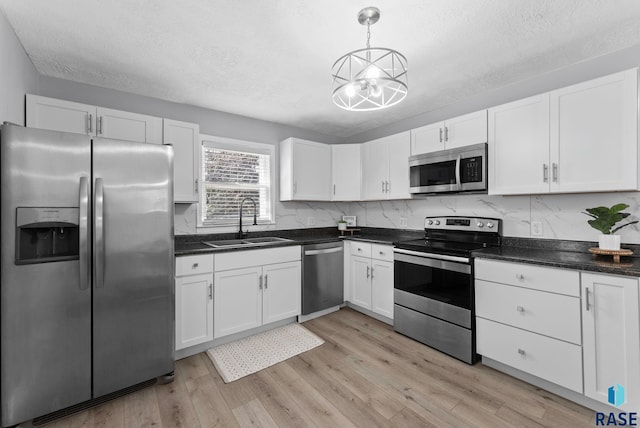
[{"x1": 409, "y1": 142, "x2": 487, "y2": 195}]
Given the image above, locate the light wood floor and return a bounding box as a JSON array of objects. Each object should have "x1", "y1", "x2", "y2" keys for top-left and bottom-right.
[{"x1": 45, "y1": 308, "x2": 595, "y2": 427}]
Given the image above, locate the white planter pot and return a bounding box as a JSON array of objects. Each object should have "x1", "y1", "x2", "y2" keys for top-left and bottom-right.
[
  {"x1": 338, "y1": 223, "x2": 347, "y2": 231},
  {"x1": 598, "y1": 234, "x2": 621, "y2": 251}
]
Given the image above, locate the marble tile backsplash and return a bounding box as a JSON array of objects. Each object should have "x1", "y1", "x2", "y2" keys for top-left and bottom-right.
[{"x1": 175, "y1": 191, "x2": 640, "y2": 244}]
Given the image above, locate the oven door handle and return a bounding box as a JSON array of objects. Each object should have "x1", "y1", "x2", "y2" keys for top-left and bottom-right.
[
  {"x1": 393, "y1": 248, "x2": 470, "y2": 264},
  {"x1": 393, "y1": 250, "x2": 471, "y2": 274}
]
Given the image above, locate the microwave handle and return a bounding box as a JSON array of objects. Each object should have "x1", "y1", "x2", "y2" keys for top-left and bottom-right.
[{"x1": 455, "y1": 154, "x2": 462, "y2": 190}]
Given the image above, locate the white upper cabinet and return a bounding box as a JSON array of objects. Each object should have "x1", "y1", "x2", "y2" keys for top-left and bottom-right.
[
  {"x1": 489, "y1": 68, "x2": 639, "y2": 195},
  {"x1": 362, "y1": 131, "x2": 411, "y2": 200},
  {"x1": 550, "y1": 69, "x2": 638, "y2": 193},
  {"x1": 280, "y1": 138, "x2": 331, "y2": 201},
  {"x1": 26, "y1": 94, "x2": 162, "y2": 144},
  {"x1": 489, "y1": 94, "x2": 551, "y2": 195},
  {"x1": 163, "y1": 119, "x2": 200, "y2": 203},
  {"x1": 331, "y1": 144, "x2": 361, "y2": 201},
  {"x1": 411, "y1": 110, "x2": 487, "y2": 155}
]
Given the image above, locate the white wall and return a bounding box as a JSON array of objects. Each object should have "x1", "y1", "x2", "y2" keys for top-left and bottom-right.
[{"x1": 0, "y1": 10, "x2": 38, "y2": 125}]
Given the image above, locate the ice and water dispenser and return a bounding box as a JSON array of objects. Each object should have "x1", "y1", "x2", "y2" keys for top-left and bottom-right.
[{"x1": 15, "y1": 207, "x2": 80, "y2": 264}]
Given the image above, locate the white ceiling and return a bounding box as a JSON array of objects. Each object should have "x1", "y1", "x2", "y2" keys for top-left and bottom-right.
[{"x1": 3, "y1": 1, "x2": 640, "y2": 138}]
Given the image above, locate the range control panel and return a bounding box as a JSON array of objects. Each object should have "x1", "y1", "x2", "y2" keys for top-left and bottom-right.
[{"x1": 424, "y1": 216, "x2": 501, "y2": 232}]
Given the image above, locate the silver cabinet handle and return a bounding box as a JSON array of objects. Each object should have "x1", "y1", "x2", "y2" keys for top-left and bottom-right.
[
  {"x1": 366, "y1": 266, "x2": 370, "y2": 278},
  {"x1": 381, "y1": 181, "x2": 385, "y2": 193},
  {"x1": 357, "y1": 247, "x2": 362, "y2": 252},
  {"x1": 87, "y1": 114, "x2": 93, "y2": 134},
  {"x1": 333, "y1": 184, "x2": 336, "y2": 195},
  {"x1": 444, "y1": 126, "x2": 449, "y2": 142},
  {"x1": 79, "y1": 176, "x2": 90, "y2": 290},
  {"x1": 585, "y1": 287, "x2": 591, "y2": 311},
  {"x1": 370, "y1": 267, "x2": 374, "y2": 279},
  {"x1": 552, "y1": 163, "x2": 558, "y2": 182},
  {"x1": 379, "y1": 251, "x2": 384, "y2": 256},
  {"x1": 293, "y1": 182, "x2": 297, "y2": 194},
  {"x1": 385, "y1": 181, "x2": 389, "y2": 193},
  {"x1": 99, "y1": 116, "x2": 103, "y2": 135},
  {"x1": 192, "y1": 263, "x2": 199, "y2": 269},
  {"x1": 543, "y1": 164, "x2": 548, "y2": 183},
  {"x1": 259, "y1": 274, "x2": 263, "y2": 290},
  {"x1": 264, "y1": 274, "x2": 268, "y2": 289},
  {"x1": 209, "y1": 283, "x2": 213, "y2": 300},
  {"x1": 94, "y1": 178, "x2": 105, "y2": 288},
  {"x1": 516, "y1": 274, "x2": 524, "y2": 281},
  {"x1": 439, "y1": 128, "x2": 443, "y2": 143},
  {"x1": 518, "y1": 348, "x2": 526, "y2": 356},
  {"x1": 516, "y1": 306, "x2": 525, "y2": 313},
  {"x1": 194, "y1": 178, "x2": 198, "y2": 193}
]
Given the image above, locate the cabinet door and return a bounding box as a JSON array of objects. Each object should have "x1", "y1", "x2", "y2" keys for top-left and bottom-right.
[
  {"x1": 96, "y1": 107, "x2": 163, "y2": 144},
  {"x1": 350, "y1": 256, "x2": 372, "y2": 309},
  {"x1": 292, "y1": 139, "x2": 331, "y2": 200},
  {"x1": 582, "y1": 273, "x2": 640, "y2": 411},
  {"x1": 214, "y1": 267, "x2": 262, "y2": 338},
  {"x1": 331, "y1": 144, "x2": 361, "y2": 201},
  {"x1": 26, "y1": 94, "x2": 95, "y2": 135},
  {"x1": 488, "y1": 94, "x2": 550, "y2": 195},
  {"x1": 175, "y1": 273, "x2": 213, "y2": 350},
  {"x1": 164, "y1": 119, "x2": 200, "y2": 203},
  {"x1": 386, "y1": 131, "x2": 411, "y2": 199},
  {"x1": 371, "y1": 260, "x2": 394, "y2": 319},
  {"x1": 362, "y1": 138, "x2": 388, "y2": 200},
  {"x1": 262, "y1": 261, "x2": 301, "y2": 324},
  {"x1": 550, "y1": 68, "x2": 638, "y2": 193},
  {"x1": 410, "y1": 121, "x2": 443, "y2": 155},
  {"x1": 444, "y1": 110, "x2": 487, "y2": 149}
]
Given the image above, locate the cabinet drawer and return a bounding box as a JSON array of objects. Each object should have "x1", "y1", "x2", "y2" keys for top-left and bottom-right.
[
  {"x1": 476, "y1": 280, "x2": 581, "y2": 344},
  {"x1": 475, "y1": 259, "x2": 579, "y2": 297},
  {"x1": 371, "y1": 244, "x2": 393, "y2": 262},
  {"x1": 215, "y1": 246, "x2": 301, "y2": 271},
  {"x1": 351, "y1": 242, "x2": 372, "y2": 258},
  {"x1": 476, "y1": 318, "x2": 583, "y2": 393},
  {"x1": 176, "y1": 254, "x2": 213, "y2": 276}
]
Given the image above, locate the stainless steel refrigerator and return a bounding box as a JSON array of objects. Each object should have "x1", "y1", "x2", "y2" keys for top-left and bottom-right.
[{"x1": 0, "y1": 124, "x2": 175, "y2": 427}]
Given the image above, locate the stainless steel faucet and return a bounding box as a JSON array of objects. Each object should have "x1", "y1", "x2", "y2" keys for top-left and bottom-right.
[{"x1": 238, "y1": 197, "x2": 257, "y2": 239}]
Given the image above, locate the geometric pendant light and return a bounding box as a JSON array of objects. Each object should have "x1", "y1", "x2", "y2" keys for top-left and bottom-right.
[{"x1": 331, "y1": 7, "x2": 408, "y2": 111}]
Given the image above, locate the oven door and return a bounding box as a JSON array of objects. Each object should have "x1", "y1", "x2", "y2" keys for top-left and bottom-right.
[{"x1": 393, "y1": 249, "x2": 472, "y2": 328}]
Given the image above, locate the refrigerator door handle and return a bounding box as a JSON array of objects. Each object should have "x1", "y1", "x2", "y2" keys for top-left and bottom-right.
[
  {"x1": 94, "y1": 177, "x2": 105, "y2": 288},
  {"x1": 79, "y1": 176, "x2": 90, "y2": 290}
]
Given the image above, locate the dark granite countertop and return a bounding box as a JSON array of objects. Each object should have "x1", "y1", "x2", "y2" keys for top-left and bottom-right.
[
  {"x1": 174, "y1": 227, "x2": 423, "y2": 256},
  {"x1": 473, "y1": 237, "x2": 640, "y2": 277}
]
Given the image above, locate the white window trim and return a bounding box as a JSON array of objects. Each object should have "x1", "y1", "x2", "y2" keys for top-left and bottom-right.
[{"x1": 197, "y1": 134, "x2": 276, "y2": 232}]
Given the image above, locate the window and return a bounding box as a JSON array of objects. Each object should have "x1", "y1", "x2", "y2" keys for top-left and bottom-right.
[{"x1": 200, "y1": 135, "x2": 275, "y2": 226}]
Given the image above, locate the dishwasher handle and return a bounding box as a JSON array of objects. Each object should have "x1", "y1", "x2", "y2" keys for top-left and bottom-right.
[{"x1": 304, "y1": 247, "x2": 343, "y2": 256}]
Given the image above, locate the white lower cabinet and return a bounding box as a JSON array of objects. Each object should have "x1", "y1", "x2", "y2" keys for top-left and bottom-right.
[
  {"x1": 475, "y1": 259, "x2": 583, "y2": 392},
  {"x1": 582, "y1": 272, "x2": 640, "y2": 411},
  {"x1": 348, "y1": 242, "x2": 394, "y2": 320},
  {"x1": 214, "y1": 246, "x2": 301, "y2": 339},
  {"x1": 175, "y1": 254, "x2": 214, "y2": 351}
]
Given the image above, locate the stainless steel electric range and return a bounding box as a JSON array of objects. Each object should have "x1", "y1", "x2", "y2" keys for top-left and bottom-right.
[{"x1": 393, "y1": 216, "x2": 502, "y2": 364}]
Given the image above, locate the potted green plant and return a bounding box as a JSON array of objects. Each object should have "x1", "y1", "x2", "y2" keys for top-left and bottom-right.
[
  {"x1": 338, "y1": 220, "x2": 347, "y2": 231},
  {"x1": 583, "y1": 203, "x2": 638, "y2": 250}
]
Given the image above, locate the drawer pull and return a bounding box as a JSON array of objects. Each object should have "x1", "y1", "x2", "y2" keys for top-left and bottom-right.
[
  {"x1": 192, "y1": 263, "x2": 199, "y2": 268},
  {"x1": 357, "y1": 248, "x2": 362, "y2": 252},
  {"x1": 379, "y1": 251, "x2": 384, "y2": 255},
  {"x1": 516, "y1": 274, "x2": 524, "y2": 281},
  {"x1": 517, "y1": 348, "x2": 526, "y2": 356},
  {"x1": 516, "y1": 306, "x2": 525, "y2": 313},
  {"x1": 585, "y1": 287, "x2": 591, "y2": 311}
]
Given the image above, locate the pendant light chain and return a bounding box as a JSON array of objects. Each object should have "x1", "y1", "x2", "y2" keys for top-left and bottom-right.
[{"x1": 366, "y1": 21, "x2": 371, "y2": 49}]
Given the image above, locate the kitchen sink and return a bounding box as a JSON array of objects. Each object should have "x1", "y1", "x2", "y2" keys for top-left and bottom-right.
[{"x1": 201, "y1": 236, "x2": 293, "y2": 248}]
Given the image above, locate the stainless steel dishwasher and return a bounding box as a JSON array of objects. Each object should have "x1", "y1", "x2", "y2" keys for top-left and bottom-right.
[{"x1": 302, "y1": 242, "x2": 344, "y2": 315}]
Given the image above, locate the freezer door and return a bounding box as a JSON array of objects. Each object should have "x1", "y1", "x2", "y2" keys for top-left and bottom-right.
[
  {"x1": 0, "y1": 125, "x2": 92, "y2": 426},
  {"x1": 92, "y1": 138, "x2": 174, "y2": 397}
]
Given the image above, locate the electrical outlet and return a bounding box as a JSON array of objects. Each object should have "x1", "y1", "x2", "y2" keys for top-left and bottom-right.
[
  {"x1": 306, "y1": 216, "x2": 315, "y2": 226},
  {"x1": 531, "y1": 221, "x2": 543, "y2": 236},
  {"x1": 399, "y1": 217, "x2": 408, "y2": 227}
]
